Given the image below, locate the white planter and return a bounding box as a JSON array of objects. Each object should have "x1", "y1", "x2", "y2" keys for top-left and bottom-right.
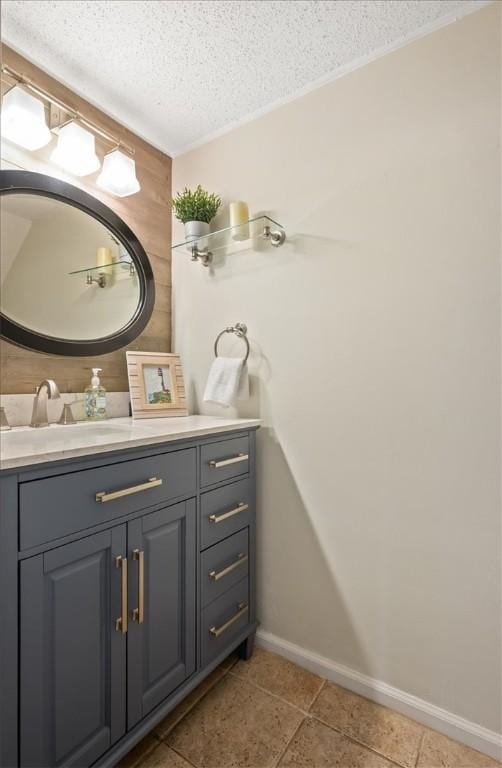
[{"x1": 184, "y1": 220, "x2": 209, "y2": 241}]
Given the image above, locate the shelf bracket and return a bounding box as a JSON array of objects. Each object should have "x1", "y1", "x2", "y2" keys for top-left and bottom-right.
[
  {"x1": 86, "y1": 272, "x2": 107, "y2": 288},
  {"x1": 191, "y1": 246, "x2": 213, "y2": 267},
  {"x1": 262, "y1": 225, "x2": 286, "y2": 247}
]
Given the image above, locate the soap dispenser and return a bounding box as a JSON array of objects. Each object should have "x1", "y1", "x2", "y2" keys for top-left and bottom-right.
[{"x1": 85, "y1": 368, "x2": 107, "y2": 420}]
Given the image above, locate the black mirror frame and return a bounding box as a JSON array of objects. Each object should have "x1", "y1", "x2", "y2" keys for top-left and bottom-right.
[{"x1": 0, "y1": 170, "x2": 155, "y2": 356}]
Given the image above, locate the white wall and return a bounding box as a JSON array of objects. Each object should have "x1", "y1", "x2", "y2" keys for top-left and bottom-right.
[
  {"x1": 173, "y1": 4, "x2": 501, "y2": 737},
  {"x1": 0, "y1": 209, "x2": 31, "y2": 285}
]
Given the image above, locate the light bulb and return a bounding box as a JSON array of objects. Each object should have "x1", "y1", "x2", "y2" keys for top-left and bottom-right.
[
  {"x1": 51, "y1": 121, "x2": 100, "y2": 176},
  {"x1": 0, "y1": 86, "x2": 52, "y2": 150},
  {"x1": 97, "y1": 148, "x2": 140, "y2": 197}
]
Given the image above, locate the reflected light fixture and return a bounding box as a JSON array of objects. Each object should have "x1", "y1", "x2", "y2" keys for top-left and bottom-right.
[
  {"x1": 0, "y1": 86, "x2": 52, "y2": 150},
  {"x1": 51, "y1": 121, "x2": 100, "y2": 176},
  {"x1": 97, "y1": 148, "x2": 140, "y2": 197}
]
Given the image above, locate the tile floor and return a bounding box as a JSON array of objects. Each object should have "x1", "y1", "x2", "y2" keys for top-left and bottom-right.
[{"x1": 119, "y1": 647, "x2": 500, "y2": 768}]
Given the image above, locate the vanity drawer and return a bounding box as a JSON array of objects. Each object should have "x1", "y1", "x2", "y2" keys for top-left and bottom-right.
[
  {"x1": 200, "y1": 435, "x2": 249, "y2": 487},
  {"x1": 201, "y1": 578, "x2": 249, "y2": 666},
  {"x1": 201, "y1": 529, "x2": 249, "y2": 608},
  {"x1": 200, "y1": 478, "x2": 251, "y2": 550},
  {"x1": 19, "y1": 448, "x2": 196, "y2": 550}
]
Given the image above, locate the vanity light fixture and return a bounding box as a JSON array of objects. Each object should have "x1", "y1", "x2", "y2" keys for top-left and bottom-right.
[
  {"x1": 0, "y1": 85, "x2": 51, "y2": 150},
  {"x1": 51, "y1": 121, "x2": 100, "y2": 177},
  {"x1": 1, "y1": 64, "x2": 141, "y2": 195},
  {"x1": 97, "y1": 148, "x2": 141, "y2": 197}
]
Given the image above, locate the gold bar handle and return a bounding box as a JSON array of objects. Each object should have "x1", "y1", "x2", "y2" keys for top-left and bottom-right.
[
  {"x1": 209, "y1": 502, "x2": 248, "y2": 524},
  {"x1": 209, "y1": 602, "x2": 248, "y2": 638},
  {"x1": 209, "y1": 453, "x2": 248, "y2": 469},
  {"x1": 132, "y1": 549, "x2": 145, "y2": 624},
  {"x1": 209, "y1": 553, "x2": 248, "y2": 582},
  {"x1": 115, "y1": 555, "x2": 128, "y2": 634},
  {"x1": 96, "y1": 477, "x2": 162, "y2": 503}
]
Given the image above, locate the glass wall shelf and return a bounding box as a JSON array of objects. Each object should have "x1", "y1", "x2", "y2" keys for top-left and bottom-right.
[
  {"x1": 69, "y1": 260, "x2": 135, "y2": 288},
  {"x1": 171, "y1": 215, "x2": 286, "y2": 267}
]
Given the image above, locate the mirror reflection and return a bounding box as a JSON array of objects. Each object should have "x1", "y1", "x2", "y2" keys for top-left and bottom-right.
[{"x1": 0, "y1": 193, "x2": 141, "y2": 341}]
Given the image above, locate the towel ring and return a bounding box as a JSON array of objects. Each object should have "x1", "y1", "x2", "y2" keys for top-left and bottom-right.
[{"x1": 214, "y1": 322, "x2": 250, "y2": 363}]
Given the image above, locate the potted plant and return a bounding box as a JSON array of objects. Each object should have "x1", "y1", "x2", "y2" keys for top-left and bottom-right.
[{"x1": 172, "y1": 185, "x2": 221, "y2": 242}]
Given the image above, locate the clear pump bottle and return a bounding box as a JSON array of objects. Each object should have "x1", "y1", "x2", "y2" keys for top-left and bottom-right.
[{"x1": 85, "y1": 368, "x2": 107, "y2": 420}]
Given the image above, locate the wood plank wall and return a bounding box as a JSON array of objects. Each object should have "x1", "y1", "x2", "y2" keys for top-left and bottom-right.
[{"x1": 0, "y1": 45, "x2": 172, "y2": 394}]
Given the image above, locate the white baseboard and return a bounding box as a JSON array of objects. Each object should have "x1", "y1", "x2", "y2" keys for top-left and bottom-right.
[{"x1": 256, "y1": 629, "x2": 502, "y2": 762}]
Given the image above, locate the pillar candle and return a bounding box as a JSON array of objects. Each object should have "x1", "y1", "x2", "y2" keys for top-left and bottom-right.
[
  {"x1": 96, "y1": 246, "x2": 114, "y2": 276},
  {"x1": 229, "y1": 201, "x2": 249, "y2": 241},
  {"x1": 96, "y1": 247, "x2": 112, "y2": 267}
]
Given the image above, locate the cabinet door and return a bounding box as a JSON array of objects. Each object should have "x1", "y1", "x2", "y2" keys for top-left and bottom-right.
[
  {"x1": 127, "y1": 500, "x2": 196, "y2": 727},
  {"x1": 20, "y1": 527, "x2": 127, "y2": 768}
]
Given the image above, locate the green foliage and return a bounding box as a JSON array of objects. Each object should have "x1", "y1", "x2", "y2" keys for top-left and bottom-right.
[{"x1": 172, "y1": 185, "x2": 221, "y2": 224}]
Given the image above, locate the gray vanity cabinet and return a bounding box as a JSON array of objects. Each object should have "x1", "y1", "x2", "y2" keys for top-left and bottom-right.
[
  {"x1": 0, "y1": 427, "x2": 258, "y2": 768},
  {"x1": 127, "y1": 500, "x2": 196, "y2": 728},
  {"x1": 19, "y1": 501, "x2": 197, "y2": 766},
  {"x1": 20, "y1": 527, "x2": 127, "y2": 768}
]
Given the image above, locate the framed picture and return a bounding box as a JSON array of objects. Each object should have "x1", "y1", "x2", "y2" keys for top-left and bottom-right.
[{"x1": 126, "y1": 351, "x2": 188, "y2": 418}]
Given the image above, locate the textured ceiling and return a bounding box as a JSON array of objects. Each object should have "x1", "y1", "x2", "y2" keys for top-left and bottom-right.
[{"x1": 1, "y1": 0, "x2": 489, "y2": 156}]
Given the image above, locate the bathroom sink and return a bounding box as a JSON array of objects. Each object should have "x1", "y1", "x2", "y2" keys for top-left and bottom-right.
[
  {"x1": 2, "y1": 421, "x2": 132, "y2": 445},
  {"x1": 0, "y1": 420, "x2": 138, "y2": 467}
]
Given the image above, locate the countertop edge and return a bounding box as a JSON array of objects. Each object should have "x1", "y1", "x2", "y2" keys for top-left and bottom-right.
[{"x1": 0, "y1": 418, "x2": 261, "y2": 472}]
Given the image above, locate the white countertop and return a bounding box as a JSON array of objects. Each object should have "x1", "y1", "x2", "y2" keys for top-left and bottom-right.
[{"x1": 0, "y1": 415, "x2": 261, "y2": 471}]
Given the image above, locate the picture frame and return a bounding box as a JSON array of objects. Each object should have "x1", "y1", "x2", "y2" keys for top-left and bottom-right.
[{"x1": 126, "y1": 351, "x2": 188, "y2": 418}]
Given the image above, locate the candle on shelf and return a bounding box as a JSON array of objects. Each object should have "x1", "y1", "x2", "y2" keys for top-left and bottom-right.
[
  {"x1": 96, "y1": 246, "x2": 113, "y2": 276},
  {"x1": 229, "y1": 201, "x2": 249, "y2": 241}
]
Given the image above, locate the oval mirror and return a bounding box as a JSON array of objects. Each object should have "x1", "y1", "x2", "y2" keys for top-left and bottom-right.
[{"x1": 0, "y1": 170, "x2": 154, "y2": 356}]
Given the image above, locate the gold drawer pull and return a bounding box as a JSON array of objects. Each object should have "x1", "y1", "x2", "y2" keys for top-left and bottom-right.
[
  {"x1": 132, "y1": 549, "x2": 145, "y2": 624},
  {"x1": 209, "y1": 553, "x2": 248, "y2": 582},
  {"x1": 115, "y1": 555, "x2": 128, "y2": 634},
  {"x1": 209, "y1": 602, "x2": 248, "y2": 638},
  {"x1": 96, "y1": 477, "x2": 162, "y2": 503},
  {"x1": 209, "y1": 453, "x2": 248, "y2": 469},
  {"x1": 209, "y1": 502, "x2": 248, "y2": 524}
]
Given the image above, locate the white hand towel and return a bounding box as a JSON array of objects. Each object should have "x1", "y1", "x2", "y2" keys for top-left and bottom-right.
[
  {"x1": 203, "y1": 357, "x2": 248, "y2": 407},
  {"x1": 237, "y1": 362, "x2": 249, "y2": 401}
]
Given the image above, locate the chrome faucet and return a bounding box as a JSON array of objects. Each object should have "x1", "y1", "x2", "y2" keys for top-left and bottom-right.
[{"x1": 30, "y1": 379, "x2": 61, "y2": 428}]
